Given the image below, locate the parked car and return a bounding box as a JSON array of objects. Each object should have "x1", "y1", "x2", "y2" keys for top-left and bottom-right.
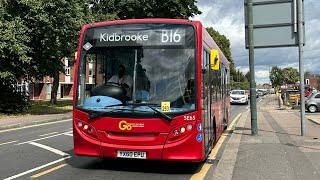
[
  {"x1": 305, "y1": 92, "x2": 320, "y2": 113},
  {"x1": 257, "y1": 90, "x2": 264, "y2": 97},
  {"x1": 247, "y1": 90, "x2": 259, "y2": 99},
  {"x1": 230, "y1": 90, "x2": 248, "y2": 105}
]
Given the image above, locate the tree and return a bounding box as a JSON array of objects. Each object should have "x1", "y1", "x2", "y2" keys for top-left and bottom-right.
[
  {"x1": 245, "y1": 71, "x2": 250, "y2": 82},
  {"x1": 282, "y1": 67, "x2": 299, "y2": 84},
  {"x1": 7, "y1": 0, "x2": 92, "y2": 104},
  {"x1": 205, "y1": 27, "x2": 237, "y2": 80},
  {"x1": 0, "y1": 1, "x2": 31, "y2": 81},
  {"x1": 89, "y1": 0, "x2": 201, "y2": 20},
  {"x1": 305, "y1": 69, "x2": 311, "y2": 77},
  {"x1": 0, "y1": 1, "x2": 32, "y2": 112},
  {"x1": 270, "y1": 66, "x2": 283, "y2": 88}
]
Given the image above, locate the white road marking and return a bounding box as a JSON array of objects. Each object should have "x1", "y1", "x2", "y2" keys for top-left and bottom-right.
[
  {"x1": 63, "y1": 133, "x2": 73, "y2": 137},
  {"x1": 29, "y1": 142, "x2": 69, "y2": 156},
  {"x1": 0, "y1": 140, "x2": 18, "y2": 146},
  {"x1": 15, "y1": 131, "x2": 72, "y2": 145},
  {"x1": 39, "y1": 132, "x2": 58, "y2": 137},
  {"x1": 259, "y1": 99, "x2": 263, "y2": 102},
  {"x1": 0, "y1": 119, "x2": 71, "y2": 133},
  {"x1": 304, "y1": 139, "x2": 320, "y2": 143},
  {"x1": 3, "y1": 156, "x2": 71, "y2": 180}
]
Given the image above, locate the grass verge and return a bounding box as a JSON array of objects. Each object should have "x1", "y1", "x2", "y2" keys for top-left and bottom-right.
[{"x1": 0, "y1": 100, "x2": 72, "y2": 119}]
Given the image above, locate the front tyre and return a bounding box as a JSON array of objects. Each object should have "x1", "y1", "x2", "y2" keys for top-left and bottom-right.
[{"x1": 308, "y1": 105, "x2": 318, "y2": 113}]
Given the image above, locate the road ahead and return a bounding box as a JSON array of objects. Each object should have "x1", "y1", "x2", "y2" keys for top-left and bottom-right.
[{"x1": 1, "y1": 104, "x2": 249, "y2": 180}]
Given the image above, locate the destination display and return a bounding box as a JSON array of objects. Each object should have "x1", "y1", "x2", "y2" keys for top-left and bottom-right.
[{"x1": 83, "y1": 24, "x2": 195, "y2": 48}]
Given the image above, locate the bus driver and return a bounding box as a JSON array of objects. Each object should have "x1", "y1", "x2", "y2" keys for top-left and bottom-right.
[{"x1": 108, "y1": 64, "x2": 133, "y2": 99}]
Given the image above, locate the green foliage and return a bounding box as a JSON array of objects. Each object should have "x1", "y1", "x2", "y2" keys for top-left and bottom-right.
[
  {"x1": 12, "y1": 0, "x2": 93, "y2": 79},
  {"x1": 89, "y1": 0, "x2": 201, "y2": 20},
  {"x1": 270, "y1": 66, "x2": 283, "y2": 88},
  {"x1": 1, "y1": 0, "x2": 93, "y2": 106},
  {"x1": 205, "y1": 27, "x2": 237, "y2": 80},
  {"x1": 270, "y1": 66, "x2": 299, "y2": 87},
  {"x1": 0, "y1": 79, "x2": 30, "y2": 113},
  {"x1": 245, "y1": 71, "x2": 250, "y2": 82},
  {"x1": 282, "y1": 67, "x2": 299, "y2": 84},
  {"x1": 0, "y1": 1, "x2": 31, "y2": 80},
  {"x1": 304, "y1": 69, "x2": 311, "y2": 77},
  {"x1": 232, "y1": 81, "x2": 249, "y2": 90}
]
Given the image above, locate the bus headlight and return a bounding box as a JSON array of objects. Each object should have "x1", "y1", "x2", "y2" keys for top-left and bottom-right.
[
  {"x1": 77, "y1": 122, "x2": 83, "y2": 127},
  {"x1": 75, "y1": 119, "x2": 98, "y2": 140}
]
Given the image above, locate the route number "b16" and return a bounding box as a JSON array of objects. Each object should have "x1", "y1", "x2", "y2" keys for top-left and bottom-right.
[{"x1": 161, "y1": 29, "x2": 181, "y2": 43}]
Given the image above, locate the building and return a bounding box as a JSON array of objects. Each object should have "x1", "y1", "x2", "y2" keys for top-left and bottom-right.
[
  {"x1": 17, "y1": 57, "x2": 95, "y2": 100},
  {"x1": 305, "y1": 74, "x2": 320, "y2": 91}
]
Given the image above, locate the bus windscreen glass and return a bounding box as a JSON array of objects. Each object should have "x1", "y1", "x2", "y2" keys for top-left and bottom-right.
[{"x1": 76, "y1": 23, "x2": 196, "y2": 117}]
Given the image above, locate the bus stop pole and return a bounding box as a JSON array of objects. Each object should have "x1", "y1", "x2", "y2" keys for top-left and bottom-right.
[
  {"x1": 247, "y1": 0, "x2": 258, "y2": 135},
  {"x1": 297, "y1": 0, "x2": 305, "y2": 136}
]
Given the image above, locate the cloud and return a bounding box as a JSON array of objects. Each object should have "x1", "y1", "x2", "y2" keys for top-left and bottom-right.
[{"x1": 193, "y1": 0, "x2": 320, "y2": 84}]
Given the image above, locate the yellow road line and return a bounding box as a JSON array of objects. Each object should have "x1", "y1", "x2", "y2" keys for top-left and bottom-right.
[
  {"x1": 0, "y1": 119, "x2": 71, "y2": 133},
  {"x1": 190, "y1": 113, "x2": 242, "y2": 180},
  {"x1": 227, "y1": 113, "x2": 242, "y2": 131},
  {"x1": 0, "y1": 140, "x2": 18, "y2": 146},
  {"x1": 30, "y1": 164, "x2": 67, "y2": 179},
  {"x1": 190, "y1": 163, "x2": 211, "y2": 180},
  {"x1": 208, "y1": 113, "x2": 242, "y2": 160},
  {"x1": 39, "y1": 132, "x2": 58, "y2": 137}
]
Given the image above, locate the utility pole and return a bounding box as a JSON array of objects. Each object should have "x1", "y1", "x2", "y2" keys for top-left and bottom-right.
[
  {"x1": 247, "y1": 0, "x2": 258, "y2": 135},
  {"x1": 297, "y1": 0, "x2": 305, "y2": 136}
]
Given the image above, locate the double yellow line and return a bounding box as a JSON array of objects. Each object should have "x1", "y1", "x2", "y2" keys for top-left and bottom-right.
[{"x1": 190, "y1": 113, "x2": 242, "y2": 180}]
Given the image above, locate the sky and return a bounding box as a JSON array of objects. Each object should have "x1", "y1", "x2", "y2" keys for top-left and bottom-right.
[{"x1": 192, "y1": 0, "x2": 320, "y2": 84}]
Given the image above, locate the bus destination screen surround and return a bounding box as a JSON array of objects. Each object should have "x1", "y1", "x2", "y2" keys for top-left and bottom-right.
[{"x1": 77, "y1": 23, "x2": 196, "y2": 117}]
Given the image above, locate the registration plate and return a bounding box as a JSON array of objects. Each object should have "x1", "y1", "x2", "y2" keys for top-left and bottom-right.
[{"x1": 117, "y1": 150, "x2": 146, "y2": 159}]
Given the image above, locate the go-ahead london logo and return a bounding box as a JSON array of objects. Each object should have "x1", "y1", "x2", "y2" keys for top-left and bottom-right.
[{"x1": 118, "y1": 120, "x2": 144, "y2": 131}]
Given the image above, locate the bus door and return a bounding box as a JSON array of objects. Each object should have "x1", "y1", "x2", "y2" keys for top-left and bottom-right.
[
  {"x1": 221, "y1": 66, "x2": 226, "y2": 125},
  {"x1": 202, "y1": 51, "x2": 212, "y2": 154}
]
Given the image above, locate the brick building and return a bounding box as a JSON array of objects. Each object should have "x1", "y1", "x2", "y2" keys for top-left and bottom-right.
[
  {"x1": 18, "y1": 57, "x2": 95, "y2": 100},
  {"x1": 305, "y1": 74, "x2": 320, "y2": 91}
]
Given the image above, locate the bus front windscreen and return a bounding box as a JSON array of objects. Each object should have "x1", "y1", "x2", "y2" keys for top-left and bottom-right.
[{"x1": 76, "y1": 23, "x2": 196, "y2": 117}]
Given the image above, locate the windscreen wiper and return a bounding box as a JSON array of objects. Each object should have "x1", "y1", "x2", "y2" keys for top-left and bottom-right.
[
  {"x1": 102, "y1": 102, "x2": 173, "y2": 121},
  {"x1": 123, "y1": 102, "x2": 173, "y2": 122}
]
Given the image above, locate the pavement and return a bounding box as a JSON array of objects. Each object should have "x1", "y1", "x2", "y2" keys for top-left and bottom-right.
[{"x1": 210, "y1": 94, "x2": 320, "y2": 180}]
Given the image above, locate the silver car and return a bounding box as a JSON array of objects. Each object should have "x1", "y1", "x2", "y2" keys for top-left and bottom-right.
[{"x1": 305, "y1": 92, "x2": 320, "y2": 113}]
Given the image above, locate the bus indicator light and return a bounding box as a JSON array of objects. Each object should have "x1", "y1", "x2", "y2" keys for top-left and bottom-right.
[
  {"x1": 180, "y1": 127, "x2": 186, "y2": 133},
  {"x1": 173, "y1": 130, "x2": 179, "y2": 136},
  {"x1": 187, "y1": 124, "x2": 192, "y2": 130},
  {"x1": 83, "y1": 125, "x2": 88, "y2": 130}
]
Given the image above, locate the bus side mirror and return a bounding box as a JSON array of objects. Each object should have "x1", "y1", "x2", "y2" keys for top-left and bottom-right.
[{"x1": 210, "y1": 49, "x2": 220, "y2": 70}]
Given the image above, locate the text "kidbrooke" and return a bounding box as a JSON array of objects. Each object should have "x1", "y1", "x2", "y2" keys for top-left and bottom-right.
[{"x1": 100, "y1": 33, "x2": 149, "y2": 42}]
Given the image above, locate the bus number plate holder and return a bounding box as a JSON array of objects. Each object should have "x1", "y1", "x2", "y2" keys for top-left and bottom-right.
[{"x1": 117, "y1": 150, "x2": 146, "y2": 159}]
